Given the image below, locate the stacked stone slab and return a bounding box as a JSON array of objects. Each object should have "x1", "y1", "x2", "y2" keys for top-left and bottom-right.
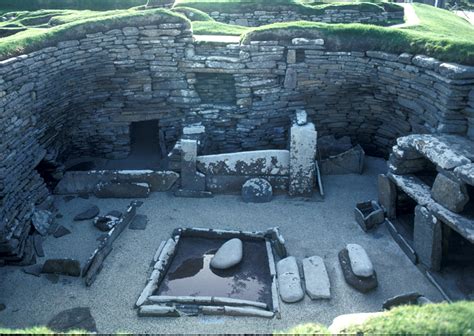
[
  {"x1": 195, "y1": 5, "x2": 404, "y2": 27},
  {"x1": 379, "y1": 134, "x2": 474, "y2": 271},
  {"x1": 1, "y1": 10, "x2": 474, "y2": 261}
]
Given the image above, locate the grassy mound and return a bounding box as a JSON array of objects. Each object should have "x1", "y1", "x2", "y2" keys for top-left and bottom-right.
[
  {"x1": 344, "y1": 301, "x2": 474, "y2": 334},
  {"x1": 242, "y1": 4, "x2": 474, "y2": 64},
  {"x1": 0, "y1": 0, "x2": 146, "y2": 11},
  {"x1": 192, "y1": 20, "x2": 249, "y2": 35},
  {"x1": 174, "y1": 0, "x2": 393, "y2": 15},
  {"x1": 0, "y1": 8, "x2": 189, "y2": 60}
]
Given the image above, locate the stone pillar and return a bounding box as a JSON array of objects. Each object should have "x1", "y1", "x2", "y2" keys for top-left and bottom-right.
[
  {"x1": 175, "y1": 139, "x2": 211, "y2": 198},
  {"x1": 378, "y1": 174, "x2": 397, "y2": 219},
  {"x1": 289, "y1": 110, "x2": 317, "y2": 197},
  {"x1": 413, "y1": 205, "x2": 442, "y2": 271}
]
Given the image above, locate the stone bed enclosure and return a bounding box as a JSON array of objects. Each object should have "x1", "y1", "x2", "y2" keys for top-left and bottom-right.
[
  {"x1": 1, "y1": 9, "x2": 474, "y2": 264},
  {"x1": 175, "y1": 3, "x2": 405, "y2": 27}
]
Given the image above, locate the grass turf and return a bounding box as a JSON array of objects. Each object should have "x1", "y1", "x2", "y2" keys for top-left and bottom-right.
[{"x1": 241, "y1": 3, "x2": 474, "y2": 64}]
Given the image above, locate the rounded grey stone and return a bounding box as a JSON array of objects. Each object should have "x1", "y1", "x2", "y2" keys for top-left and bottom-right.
[
  {"x1": 241, "y1": 178, "x2": 273, "y2": 203},
  {"x1": 210, "y1": 238, "x2": 243, "y2": 270}
]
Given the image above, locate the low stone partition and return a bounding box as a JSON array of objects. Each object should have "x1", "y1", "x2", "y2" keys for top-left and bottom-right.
[
  {"x1": 54, "y1": 170, "x2": 179, "y2": 194},
  {"x1": 178, "y1": 4, "x2": 404, "y2": 27}
]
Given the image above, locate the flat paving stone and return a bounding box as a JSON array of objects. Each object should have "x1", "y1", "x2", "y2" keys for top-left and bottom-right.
[
  {"x1": 129, "y1": 215, "x2": 149, "y2": 230},
  {"x1": 53, "y1": 225, "x2": 71, "y2": 238},
  {"x1": 302, "y1": 256, "x2": 331, "y2": 300},
  {"x1": 74, "y1": 206, "x2": 100, "y2": 221},
  {"x1": 47, "y1": 307, "x2": 97, "y2": 332},
  {"x1": 277, "y1": 256, "x2": 304, "y2": 303}
]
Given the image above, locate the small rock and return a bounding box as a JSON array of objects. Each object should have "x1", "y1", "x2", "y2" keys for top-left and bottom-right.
[
  {"x1": 53, "y1": 225, "x2": 71, "y2": 238},
  {"x1": 42, "y1": 259, "x2": 81, "y2": 277},
  {"x1": 93, "y1": 215, "x2": 120, "y2": 232},
  {"x1": 382, "y1": 292, "x2": 422, "y2": 310},
  {"x1": 129, "y1": 215, "x2": 148, "y2": 230},
  {"x1": 33, "y1": 234, "x2": 45, "y2": 257},
  {"x1": 32, "y1": 209, "x2": 53, "y2": 236},
  {"x1": 346, "y1": 244, "x2": 374, "y2": 277},
  {"x1": 302, "y1": 256, "x2": 331, "y2": 300},
  {"x1": 211, "y1": 238, "x2": 243, "y2": 269},
  {"x1": 0, "y1": 303, "x2": 5, "y2": 311},
  {"x1": 23, "y1": 264, "x2": 42, "y2": 277},
  {"x1": 73, "y1": 206, "x2": 100, "y2": 221},
  {"x1": 277, "y1": 256, "x2": 304, "y2": 303},
  {"x1": 339, "y1": 248, "x2": 378, "y2": 293},
  {"x1": 241, "y1": 178, "x2": 273, "y2": 203},
  {"x1": 47, "y1": 307, "x2": 97, "y2": 332}
]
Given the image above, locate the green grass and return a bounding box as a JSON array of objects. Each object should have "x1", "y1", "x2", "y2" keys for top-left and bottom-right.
[
  {"x1": 276, "y1": 323, "x2": 330, "y2": 334},
  {"x1": 344, "y1": 301, "x2": 474, "y2": 334},
  {"x1": 174, "y1": 0, "x2": 393, "y2": 15},
  {"x1": 192, "y1": 20, "x2": 249, "y2": 35},
  {"x1": 241, "y1": 3, "x2": 474, "y2": 64},
  {"x1": 0, "y1": 0, "x2": 146, "y2": 11},
  {"x1": 0, "y1": 327, "x2": 86, "y2": 334},
  {"x1": 0, "y1": 8, "x2": 188, "y2": 60}
]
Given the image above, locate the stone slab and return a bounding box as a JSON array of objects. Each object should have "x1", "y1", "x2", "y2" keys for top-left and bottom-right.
[
  {"x1": 47, "y1": 307, "x2": 97, "y2": 332},
  {"x1": 197, "y1": 150, "x2": 289, "y2": 176},
  {"x1": 302, "y1": 256, "x2": 331, "y2": 300},
  {"x1": 346, "y1": 244, "x2": 374, "y2": 277},
  {"x1": 94, "y1": 182, "x2": 150, "y2": 199},
  {"x1": 276, "y1": 256, "x2": 304, "y2": 303},
  {"x1": 320, "y1": 145, "x2": 365, "y2": 175},
  {"x1": 338, "y1": 249, "x2": 378, "y2": 293},
  {"x1": 414, "y1": 206, "x2": 442, "y2": 271}
]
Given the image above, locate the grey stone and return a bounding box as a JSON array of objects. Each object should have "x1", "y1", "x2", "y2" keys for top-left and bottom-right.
[
  {"x1": 414, "y1": 206, "x2": 442, "y2": 271},
  {"x1": 277, "y1": 256, "x2": 304, "y2": 303},
  {"x1": 32, "y1": 209, "x2": 52, "y2": 236},
  {"x1": 210, "y1": 238, "x2": 243, "y2": 269},
  {"x1": 53, "y1": 225, "x2": 71, "y2": 238},
  {"x1": 454, "y1": 163, "x2": 474, "y2": 186},
  {"x1": 382, "y1": 292, "x2": 422, "y2": 310},
  {"x1": 339, "y1": 248, "x2": 378, "y2": 293},
  {"x1": 320, "y1": 145, "x2": 365, "y2": 175},
  {"x1": 94, "y1": 182, "x2": 150, "y2": 198},
  {"x1": 93, "y1": 215, "x2": 120, "y2": 232},
  {"x1": 33, "y1": 234, "x2": 44, "y2": 257},
  {"x1": 23, "y1": 264, "x2": 42, "y2": 277},
  {"x1": 0, "y1": 303, "x2": 5, "y2": 312},
  {"x1": 346, "y1": 244, "x2": 374, "y2": 277},
  {"x1": 289, "y1": 117, "x2": 317, "y2": 196},
  {"x1": 129, "y1": 214, "x2": 148, "y2": 230},
  {"x1": 241, "y1": 178, "x2": 273, "y2": 203},
  {"x1": 42, "y1": 258, "x2": 81, "y2": 277},
  {"x1": 284, "y1": 68, "x2": 297, "y2": 89},
  {"x1": 302, "y1": 256, "x2": 331, "y2": 299},
  {"x1": 431, "y1": 173, "x2": 469, "y2": 213},
  {"x1": 318, "y1": 135, "x2": 353, "y2": 158},
  {"x1": 73, "y1": 205, "x2": 99, "y2": 221},
  {"x1": 354, "y1": 201, "x2": 385, "y2": 232},
  {"x1": 378, "y1": 174, "x2": 397, "y2": 219},
  {"x1": 47, "y1": 307, "x2": 97, "y2": 332},
  {"x1": 138, "y1": 305, "x2": 180, "y2": 317}
]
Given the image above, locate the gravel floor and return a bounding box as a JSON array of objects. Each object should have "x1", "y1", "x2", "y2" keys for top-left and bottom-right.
[{"x1": 0, "y1": 157, "x2": 443, "y2": 333}]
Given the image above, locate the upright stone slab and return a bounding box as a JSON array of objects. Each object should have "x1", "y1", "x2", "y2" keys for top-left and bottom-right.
[
  {"x1": 378, "y1": 174, "x2": 397, "y2": 219},
  {"x1": 180, "y1": 139, "x2": 206, "y2": 191},
  {"x1": 413, "y1": 205, "x2": 442, "y2": 271},
  {"x1": 289, "y1": 111, "x2": 317, "y2": 197}
]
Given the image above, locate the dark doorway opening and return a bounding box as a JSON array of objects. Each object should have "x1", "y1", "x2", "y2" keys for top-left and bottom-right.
[
  {"x1": 130, "y1": 120, "x2": 160, "y2": 157},
  {"x1": 35, "y1": 159, "x2": 60, "y2": 191},
  {"x1": 393, "y1": 189, "x2": 417, "y2": 245}
]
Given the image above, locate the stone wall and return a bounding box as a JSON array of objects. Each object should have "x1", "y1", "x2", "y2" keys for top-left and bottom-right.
[
  {"x1": 1, "y1": 11, "x2": 474, "y2": 261},
  {"x1": 200, "y1": 6, "x2": 404, "y2": 27}
]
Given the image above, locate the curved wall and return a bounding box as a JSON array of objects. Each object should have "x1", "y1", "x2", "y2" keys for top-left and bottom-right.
[{"x1": 1, "y1": 12, "x2": 474, "y2": 261}]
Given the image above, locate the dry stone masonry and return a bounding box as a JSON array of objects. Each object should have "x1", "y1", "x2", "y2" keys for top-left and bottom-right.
[{"x1": 1, "y1": 9, "x2": 474, "y2": 263}]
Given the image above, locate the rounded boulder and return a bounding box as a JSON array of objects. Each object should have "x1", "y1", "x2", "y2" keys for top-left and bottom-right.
[{"x1": 241, "y1": 178, "x2": 273, "y2": 203}]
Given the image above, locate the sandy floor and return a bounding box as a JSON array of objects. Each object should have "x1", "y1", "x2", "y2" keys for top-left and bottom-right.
[{"x1": 0, "y1": 157, "x2": 443, "y2": 333}]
